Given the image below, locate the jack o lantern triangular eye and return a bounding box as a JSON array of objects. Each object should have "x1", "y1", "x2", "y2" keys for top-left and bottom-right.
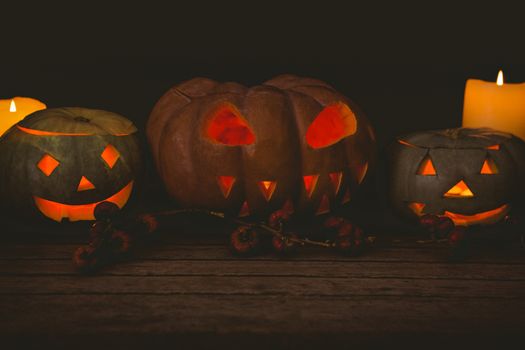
[
  {"x1": 101, "y1": 144, "x2": 120, "y2": 169},
  {"x1": 37, "y1": 154, "x2": 60, "y2": 176},
  {"x1": 480, "y1": 157, "x2": 498, "y2": 174},
  {"x1": 305, "y1": 102, "x2": 357, "y2": 149},
  {"x1": 205, "y1": 103, "x2": 255, "y2": 146},
  {"x1": 417, "y1": 155, "x2": 436, "y2": 176}
]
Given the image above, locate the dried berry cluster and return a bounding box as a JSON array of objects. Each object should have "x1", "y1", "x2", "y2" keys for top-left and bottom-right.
[
  {"x1": 73, "y1": 202, "x2": 157, "y2": 272},
  {"x1": 418, "y1": 214, "x2": 469, "y2": 258},
  {"x1": 73, "y1": 205, "x2": 373, "y2": 273},
  {"x1": 229, "y1": 212, "x2": 369, "y2": 257}
]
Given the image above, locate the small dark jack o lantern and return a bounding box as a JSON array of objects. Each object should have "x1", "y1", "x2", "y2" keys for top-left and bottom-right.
[
  {"x1": 389, "y1": 128, "x2": 525, "y2": 226},
  {"x1": 147, "y1": 75, "x2": 375, "y2": 218},
  {"x1": 0, "y1": 107, "x2": 142, "y2": 222}
]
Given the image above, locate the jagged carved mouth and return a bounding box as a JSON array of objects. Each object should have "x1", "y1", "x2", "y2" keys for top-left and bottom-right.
[
  {"x1": 409, "y1": 202, "x2": 510, "y2": 226},
  {"x1": 33, "y1": 181, "x2": 133, "y2": 222}
]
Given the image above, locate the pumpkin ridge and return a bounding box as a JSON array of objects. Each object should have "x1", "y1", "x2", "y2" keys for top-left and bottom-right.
[
  {"x1": 20, "y1": 108, "x2": 137, "y2": 136},
  {"x1": 174, "y1": 77, "x2": 221, "y2": 98},
  {"x1": 170, "y1": 88, "x2": 192, "y2": 103},
  {"x1": 263, "y1": 75, "x2": 335, "y2": 90},
  {"x1": 279, "y1": 89, "x2": 307, "y2": 206},
  {"x1": 389, "y1": 127, "x2": 525, "y2": 226},
  {"x1": 147, "y1": 76, "x2": 374, "y2": 218},
  {"x1": 147, "y1": 86, "x2": 201, "y2": 160}
]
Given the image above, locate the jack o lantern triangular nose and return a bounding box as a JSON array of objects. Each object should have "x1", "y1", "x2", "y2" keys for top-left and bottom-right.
[
  {"x1": 77, "y1": 176, "x2": 95, "y2": 192},
  {"x1": 258, "y1": 181, "x2": 277, "y2": 201},
  {"x1": 444, "y1": 180, "x2": 474, "y2": 198}
]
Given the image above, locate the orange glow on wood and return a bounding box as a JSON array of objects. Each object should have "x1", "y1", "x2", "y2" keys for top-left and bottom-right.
[
  {"x1": 480, "y1": 158, "x2": 498, "y2": 174},
  {"x1": 417, "y1": 156, "x2": 436, "y2": 176},
  {"x1": 238, "y1": 201, "x2": 250, "y2": 217},
  {"x1": 258, "y1": 181, "x2": 277, "y2": 201},
  {"x1": 316, "y1": 194, "x2": 330, "y2": 215},
  {"x1": 33, "y1": 181, "x2": 133, "y2": 222},
  {"x1": 205, "y1": 103, "x2": 255, "y2": 146},
  {"x1": 444, "y1": 203, "x2": 509, "y2": 226},
  {"x1": 486, "y1": 144, "x2": 500, "y2": 150},
  {"x1": 217, "y1": 176, "x2": 236, "y2": 198},
  {"x1": 305, "y1": 102, "x2": 357, "y2": 149},
  {"x1": 101, "y1": 144, "x2": 120, "y2": 168},
  {"x1": 77, "y1": 176, "x2": 95, "y2": 192},
  {"x1": 329, "y1": 172, "x2": 343, "y2": 194},
  {"x1": 0, "y1": 97, "x2": 46, "y2": 136},
  {"x1": 444, "y1": 180, "x2": 474, "y2": 198},
  {"x1": 303, "y1": 175, "x2": 319, "y2": 197},
  {"x1": 37, "y1": 154, "x2": 60, "y2": 176}
]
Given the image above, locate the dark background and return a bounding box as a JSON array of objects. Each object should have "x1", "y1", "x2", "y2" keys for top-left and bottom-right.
[{"x1": 2, "y1": 3, "x2": 525, "y2": 232}]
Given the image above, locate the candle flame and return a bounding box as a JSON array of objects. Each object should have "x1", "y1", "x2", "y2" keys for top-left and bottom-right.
[
  {"x1": 9, "y1": 99, "x2": 17, "y2": 112},
  {"x1": 496, "y1": 70, "x2": 504, "y2": 86}
]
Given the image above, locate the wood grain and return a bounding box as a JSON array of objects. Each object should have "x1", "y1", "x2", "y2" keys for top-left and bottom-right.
[{"x1": 1, "y1": 230, "x2": 524, "y2": 349}]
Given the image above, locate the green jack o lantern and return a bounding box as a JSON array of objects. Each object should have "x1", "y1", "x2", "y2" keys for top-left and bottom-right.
[
  {"x1": 389, "y1": 128, "x2": 525, "y2": 226},
  {"x1": 147, "y1": 75, "x2": 375, "y2": 218},
  {"x1": 0, "y1": 107, "x2": 142, "y2": 222}
]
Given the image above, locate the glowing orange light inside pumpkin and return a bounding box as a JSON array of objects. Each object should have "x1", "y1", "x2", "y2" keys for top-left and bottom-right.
[
  {"x1": 408, "y1": 201, "x2": 509, "y2": 226},
  {"x1": 238, "y1": 201, "x2": 250, "y2": 217},
  {"x1": 9, "y1": 100, "x2": 16, "y2": 112},
  {"x1": 444, "y1": 180, "x2": 474, "y2": 198},
  {"x1": 258, "y1": 180, "x2": 277, "y2": 201},
  {"x1": 303, "y1": 174, "x2": 319, "y2": 197},
  {"x1": 316, "y1": 194, "x2": 331, "y2": 215},
  {"x1": 356, "y1": 162, "x2": 369, "y2": 184},
  {"x1": 417, "y1": 156, "x2": 436, "y2": 176},
  {"x1": 37, "y1": 154, "x2": 60, "y2": 176},
  {"x1": 329, "y1": 172, "x2": 343, "y2": 194},
  {"x1": 486, "y1": 144, "x2": 500, "y2": 150},
  {"x1": 408, "y1": 202, "x2": 426, "y2": 216},
  {"x1": 33, "y1": 181, "x2": 133, "y2": 222},
  {"x1": 101, "y1": 144, "x2": 120, "y2": 168},
  {"x1": 480, "y1": 158, "x2": 498, "y2": 174},
  {"x1": 77, "y1": 176, "x2": 96, "y2": 192},
  {"x1": 398, "y1": 139, "x2": 416, "y2": 147},
  {"x1": 306, "y1": 102, "x2": 357, "y2": 149},
  {"x1": 17, "y1": 126, "x2": 130, "y2": 137},
  {"x1": 444, "y1": 203, "x2": 509, "y2": 226},
  {"x1": 17, "y1": 125, "x2": 91, "y2": 136},
  {"x1": 217, "y1": 176, "x2": 236, "y2": 198},
  {"x1": 341, "y1": 188, "x2": 351, "y2": 204},
  {"x1": 206, "y1": 103, "x2": 255, "y2": 146}
]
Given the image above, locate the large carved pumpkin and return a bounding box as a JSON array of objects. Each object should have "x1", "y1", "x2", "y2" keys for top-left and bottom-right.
[
  {"x1": 0, "y1": 107, "x2": 142, "y2": 222},
  {"x1": 389, "y1": 128, "x2": 525, "y2": 226},
  {"x1": 147, "y1": 75, "x2": 375, "y2": 218}
]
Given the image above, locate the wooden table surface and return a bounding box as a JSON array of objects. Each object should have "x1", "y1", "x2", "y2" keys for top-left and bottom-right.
[{"x1": 1, "y1": 221, "x2": 525, "y2": 350}]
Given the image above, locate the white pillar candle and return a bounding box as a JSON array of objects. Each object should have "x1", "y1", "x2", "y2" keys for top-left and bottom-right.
[{"x1": 462, "y1": 70, "x2": 525, "y2": 141}]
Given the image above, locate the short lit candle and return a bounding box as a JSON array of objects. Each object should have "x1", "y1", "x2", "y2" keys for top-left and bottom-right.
[
  {"x1": 0, "y1": 97, "x2": 46, "y2": 136},
  {"x1": 462, "y1": 70, "x2": 525, "y2": 141}
]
